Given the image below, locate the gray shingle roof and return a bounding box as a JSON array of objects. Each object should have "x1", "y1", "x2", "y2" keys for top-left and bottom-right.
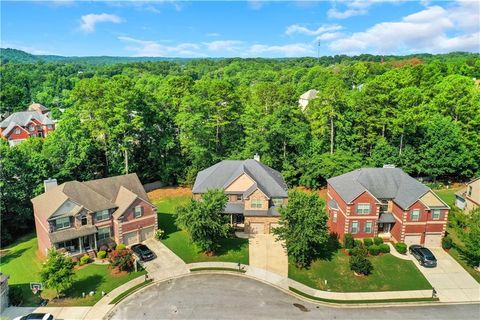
[
  {"x1": 327, "y1": 168, "x2": 430, "y2": 210},
  {"x1": 225, "y1": 203, "x2": 244, "y2": 214},
  {"x1": 378, "y1": 212, "x2": 396, "y2": 223},
  {"x1": 192, "y1": 159, "x2": 288, "y2": 198},
  {"x1": 244, "y1": 207, "x2": 280, "y2": 217},
  {"x1": 0, "y1": 111, "x2": 54, "y2": 129},
  {"x1": 49, "y1": 225, "x2": 97, "y2": 243}
]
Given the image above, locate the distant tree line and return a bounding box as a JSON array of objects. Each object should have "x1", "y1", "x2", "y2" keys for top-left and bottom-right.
[{"x1": 0, "y1": 51, "x2": 479, "y2": 245}]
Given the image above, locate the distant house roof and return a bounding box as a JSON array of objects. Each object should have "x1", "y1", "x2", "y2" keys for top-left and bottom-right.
[
  {"x1": 32, "y1": 173, "x2": 151, "y2": 221},
  {"x1": 0, "y1": 111, "x2": 54, "y2": 137},
  {"x1": 327, "y1": 168, "x2": 436, "y2": 210},
  {"x1": 27, "y1": 103, "x2": 49, "y2": 112},
  {"x1": 299, "y1": 89, "x2": 318, "y2": 101},
  {"x1": 192, "y1": 159, "x2": 288, "y2": 198}
]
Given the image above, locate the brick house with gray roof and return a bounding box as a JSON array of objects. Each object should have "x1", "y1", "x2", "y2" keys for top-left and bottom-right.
[
  {"x1": 0, "y1": 103, "x2": 55, "y2": 146},
  {"x1": 327, "y1": 167, "x2": 450, "y2": 247},
  {"x1": 192, "y1": 157, "x2": 288, "y2": 234},
  {"x1": 31, "y1": 173, "x2": 157, "y2": 258}
]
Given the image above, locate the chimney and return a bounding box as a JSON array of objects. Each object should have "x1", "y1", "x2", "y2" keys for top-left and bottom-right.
[
  {"x1": 44, "y1": 178, "x2": 58, "y2": 192},
  {"x1": 253, "y1": 153, "x2": 260, "y2": 162}
]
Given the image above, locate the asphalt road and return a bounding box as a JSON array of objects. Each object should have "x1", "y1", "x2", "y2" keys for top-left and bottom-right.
[{"x1": 107, "y1": 273, "x2": 480, "y2": 320}]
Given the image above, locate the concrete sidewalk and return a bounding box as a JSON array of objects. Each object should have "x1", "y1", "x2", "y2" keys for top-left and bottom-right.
[{"x1": 1, "y1": 306, "x2": 91, "y2": 320}]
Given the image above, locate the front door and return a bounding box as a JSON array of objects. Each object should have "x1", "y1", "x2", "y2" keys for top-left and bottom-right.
[
  {"x1": 82, "y1": 236, "x2": 91, "y2": 251},
  {"x1": 384, "y1": 223, "x2": 391, "y2": 233}
]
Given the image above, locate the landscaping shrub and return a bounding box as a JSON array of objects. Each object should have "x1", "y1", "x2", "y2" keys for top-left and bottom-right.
[
  {"x1": 363, "y1": 238, "x2": 373, "y2": 247},
  {"x1": 379, "y1": 243, "x2": 390, "y2": 253},
  {"x1": 354, "y1": 239, "x2": 363, "y2": 247},
  {"x1": 373, "y1": 236, "x2": 384, "y2": 245},
  {"x1": 116, "y1": 243, "x2": 126, "y2": 250},
  {"x1": 349, "y1": 244, "x2": 368, "y2": 257},
  {"x1": 368, "y1": 245, "x2": 380, "y2": 256},
  {"x1": 109, "y1": 249, "x2": 134, "y2": 272},
  {"x1": 155, "y1": 229, "x2": 165, "y2": 240},
  {"x1": 343, "y1": 233, "x2": 354, "y2": 249},
  {"x1": 442, "y1": 236, "x2": 453, "y2": 250},
  {"x1": 97, "y1": 250, "x2": 107, "y2": 259},
  {"x1": 349, "y1": 252, "x2": 373, "y2": 275},
  {"x1": 394, "y1": 242, "x2": 407, "y2": 254},
  {"x1": 8, "y1": 286, "x2": 23, "y2": 306},
  {"x1": 79, "y1": 254, "x2": 91, "y2": 266}
]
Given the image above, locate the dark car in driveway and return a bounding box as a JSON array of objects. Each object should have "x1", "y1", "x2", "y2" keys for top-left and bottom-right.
[
  {"x1": 409, "y1": 245, "x2": 437, "y2": 267},
  {"x1": 131, "y1": 244, "x2": 155, "y2": 261}
]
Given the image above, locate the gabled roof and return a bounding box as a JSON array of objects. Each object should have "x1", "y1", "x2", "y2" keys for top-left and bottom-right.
[
  {"x1": 327, "y1": 168, "x2": 434, "y2": 210},
  {"x1": 32, "y1": 173, "x2": 151, "y2": 221},
  {"x1": 28, "y1": 103, "x2": 49, "y2": 112},
  {"x1": 299, "y1": 89, "x2": 318, "y2": 101},
  {"x1": 192, "y1": 159, "x2": 288, "y2": 198},
  {"x1": 0, "y1": 111, "x2": 53, "y2": 129}
]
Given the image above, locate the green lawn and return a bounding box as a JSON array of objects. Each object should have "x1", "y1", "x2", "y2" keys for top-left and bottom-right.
[
  {"x1": 156, "y1": 195, "x2": 249, "y2": 264},
  {"x1": 0, "y1": 233, "x2": 145, "y2": 306},
  {"x1": 434, "y1": 187, "x2": 460, "y2": 207},
  {"x1": 289, "y1": 251, "x2": 432, "y2": 292}
]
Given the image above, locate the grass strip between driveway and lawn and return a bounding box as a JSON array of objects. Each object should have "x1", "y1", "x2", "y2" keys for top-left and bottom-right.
[
  {"x1": 109, "y1": 279, "x2": 153, "y2": 305},
  {"x1": 155, "y1": 195, "x2": 249, "y2": 265},
  {"x1": 289, "y1": 287, "x2": 439, "y2": 304},
  {"x1": 190, "y1": 267, "x2": 247, "y2": 273}
]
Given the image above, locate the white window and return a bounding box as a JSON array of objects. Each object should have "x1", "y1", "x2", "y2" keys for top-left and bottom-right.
[
  {"x1": 251, "y1": 199, "x2": 263, "y2": 209},
  {"x1": 364, "y1": 221, "x2": 373, "y2": 233},
  {"x1": 350, "y1": 221, "x2": 359, "y2": 234},
  {"x1": 333, "y1": 211, "x2": 337, "y2": 223},
  {"x1": 47, "y1": 125, "x2": 53, "y2": 129},
  {"x1": 97, "y1": 227, "x2": 111, "y2": 240},
  {"x1": 55, "y1": 217, "x2": 70, "y2": 230},
  {"x1": 411, "y1": 209, "x2": 420, "y2": 221},
  {"x1": 14, "y1": 128, "x2": 21, "y2": 134},
  {"x1": 134, "y1": 206, "x2": 143, "y2": 218},
  {"x1": 432, "y1": 209, "x2": 441, "y2": 220},
  {"x1": 29, "y1": 125, "x2": 34, "y2": 131},
  {"x1": 272, "y1": 198, "x2": 283, "y2": 207},
  {"x1": 95, "y1": 210, "x2": 110, "y2": 221},
  {"x1": 356, "y1": 204, "x2": 371, "y2": 214}
]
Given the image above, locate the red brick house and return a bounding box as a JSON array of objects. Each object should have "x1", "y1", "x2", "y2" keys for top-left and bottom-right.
[
  {"x1": 31, "y1": 173, "x2": 157, "y2": 258},
  {"x1": 0, "y1": 104, "x2": 55, "y2": 146},
  {"x1": 327, "y1": 167, "x2": 449, "y2": 247}
]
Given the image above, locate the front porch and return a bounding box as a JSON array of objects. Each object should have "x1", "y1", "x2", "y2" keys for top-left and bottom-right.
[
  {"x1": 55, "y1": 234, "x2": 98, "y2": 257},
  {"x1": 377, "y1": 212, "x2": 396, "y2": 241}
]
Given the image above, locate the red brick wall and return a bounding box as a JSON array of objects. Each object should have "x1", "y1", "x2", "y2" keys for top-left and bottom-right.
[
  {"x1": 34, "y1": 214, "x2": 52, "y2": 257},
  {"x1": 3, "y1": 126, "x2": 30, "y2": 141},
  {"x1": 118, "y1": 198, "x2": 157, "y2": 236}
]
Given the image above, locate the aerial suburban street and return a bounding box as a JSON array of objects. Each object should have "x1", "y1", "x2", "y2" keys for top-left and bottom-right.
[{"x1": 107, "y1": 274, "x2": 480, "y2": 320}]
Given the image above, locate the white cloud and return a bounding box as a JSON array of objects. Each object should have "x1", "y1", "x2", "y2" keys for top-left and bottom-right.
[
  {"x1": 316, "y1": 32, "x2": 344, "y2": 41},
  {"x1": 249, "y1": 43, "x2": 314, "y2": 57},
  {"x1": 206, "y1": 33, "x2": 221, "y2": 37},
  {"x1": 203, "y1": 40, "x2": 245, "y2": 52},
  {"x1": 329, "y1": 3, "x2": 480, "y2": 54},
  {"x1": 328, "y1": 0, "x2": 403, "y2": 19},
  {"x1": 118, "y1": 36, "x2": 203, "y2": 57},
  {"x1": 285, "y1": 24, "x2": 343, "y2": 36},
  {"x1": 80, "y1": 13, "x2": 122, "y2": 33}
]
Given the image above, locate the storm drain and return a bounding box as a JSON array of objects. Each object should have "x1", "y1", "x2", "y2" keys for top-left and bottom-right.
[{"x1": 293, "y1": 303, "x2": 310, "y2": 312}]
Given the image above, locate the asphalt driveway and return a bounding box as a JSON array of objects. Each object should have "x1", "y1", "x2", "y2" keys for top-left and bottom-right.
[
  {"x1": 410, "y1": 248, "x2": 480, "y2": 302},
  {"x1": 107, "y1": 274, "x2": 479, "y2": 320}
]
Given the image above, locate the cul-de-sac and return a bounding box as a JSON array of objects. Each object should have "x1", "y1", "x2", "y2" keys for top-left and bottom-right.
[{"x1": 1, "y1": 1, "x2": 480, "y2": 320}]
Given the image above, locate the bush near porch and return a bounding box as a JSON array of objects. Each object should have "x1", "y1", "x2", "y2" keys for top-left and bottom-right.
[
  {"x1": 0, "y1": 233, "x2": 146, "y2": 307},
  {"x1": 289, "y1": 250, "x2": 432, "y2": 292},
  {"x1": 155, "y1": 195, "x2": 249, "y2": 264}
]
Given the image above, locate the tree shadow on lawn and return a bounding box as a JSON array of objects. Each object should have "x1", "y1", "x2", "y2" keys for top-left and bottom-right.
[
  {"x1": 0, "y1": 248, "x2": 28, "y2": 265},
  {"x1": 64, "y1": 274, "x2": 104, "y2": 298},
  {"x1": 10, "y1": 283, "x2": 43, "y2": 307},
  {"x1": 316, "y1": 233, "x2": 342, "y2": 261}
]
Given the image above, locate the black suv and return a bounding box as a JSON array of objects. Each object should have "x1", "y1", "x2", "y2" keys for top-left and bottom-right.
[
  {"x1": 409, "y1": 245, "x2": 437, "y2": 267},
  {"x1": 131, "y1": 244, "x2": 155, "y2": 261}
]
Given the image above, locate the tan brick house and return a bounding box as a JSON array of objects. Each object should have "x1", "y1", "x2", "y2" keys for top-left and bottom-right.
[
  {"x1": 192, "y1": 157, "x2": 288, "y2": 234},
  {"x1": 31, "y1": 173, "x2": 157, "y2": 257},
  {"x1": 455, "y1": 177, "x2": 480, "y2": 213}
]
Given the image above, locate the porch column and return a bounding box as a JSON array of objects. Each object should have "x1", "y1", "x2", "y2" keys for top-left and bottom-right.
[
  {"x1": 230, "y1": 214, "x2": 233, "y2": 226},
  {"x1": 79, "y1": 237, "x2": 83, "y2": 253},
  {"x1": 94, "y1": 234, "x2": 98, "y2": 250}
]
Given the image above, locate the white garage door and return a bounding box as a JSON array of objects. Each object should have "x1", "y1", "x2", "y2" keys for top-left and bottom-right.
[
  {"x1": 139, "y1": 227, "x2": 155, "y2": 242},
  {"x1": 122, "y1": 231, "x2": 138, "y2": 246},
  {"x1": 404, "y1": 235, "x2": 422, "y2": 247},
  {"x1": 249, "y1": 223, "x2": 264, "y2": 234},
  {"x1": 424, "y1": 233, "x2": 442, "y2": 247}
]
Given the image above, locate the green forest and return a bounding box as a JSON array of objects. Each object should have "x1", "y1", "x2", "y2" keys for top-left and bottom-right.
[{"x1": 1, "y1": 50, "x2": 479, "y2": 245}]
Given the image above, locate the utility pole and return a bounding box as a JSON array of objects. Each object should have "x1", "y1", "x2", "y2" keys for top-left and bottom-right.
[{"x1": 317, "y1": 40, "x2": 321, "y2": 64}]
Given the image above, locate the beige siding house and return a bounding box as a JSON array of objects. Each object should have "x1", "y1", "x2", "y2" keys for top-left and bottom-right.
[
  {"x1": 456, "y1": 177, "x2": 480, "y2": 213},
  {"x1": 192, "y1": 157, "x2": 288, "y2": 235}
]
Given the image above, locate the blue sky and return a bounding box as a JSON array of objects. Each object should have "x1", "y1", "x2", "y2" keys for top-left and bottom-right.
[{"x1": 1, "y1": 1, "x2": 479, "y2": 57}]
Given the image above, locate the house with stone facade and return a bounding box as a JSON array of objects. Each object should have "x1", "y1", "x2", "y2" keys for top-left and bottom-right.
[
  {"x1": 327, "y1": 167, "x2": 450, "y2": 247},
  {"x1": 31, "y1": 173, "x2": 157, "y2": 258},
  {"x1": 192, "y1": 157, "x2": 288, "y2": 235}
]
